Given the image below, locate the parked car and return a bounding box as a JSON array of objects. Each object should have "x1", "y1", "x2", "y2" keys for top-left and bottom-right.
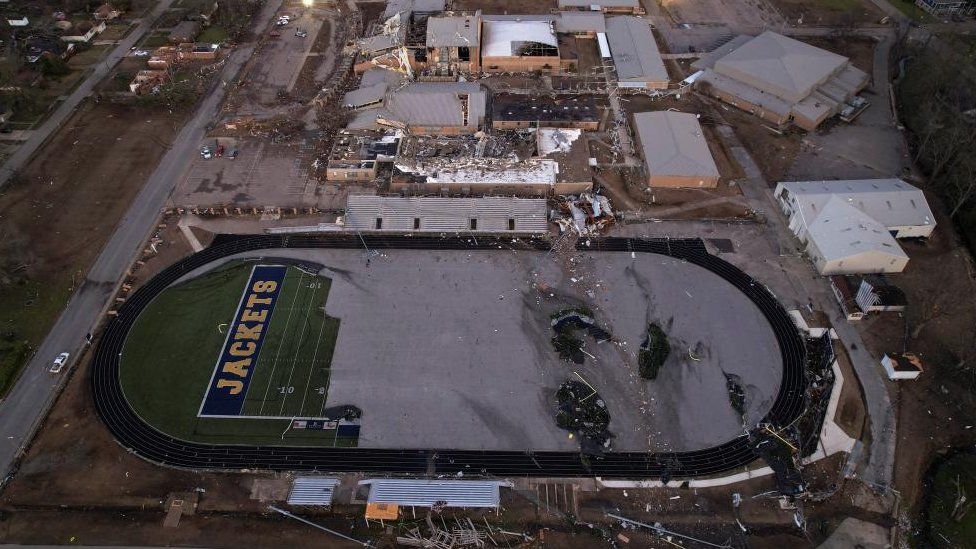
[
  {"x1": 228, "y1": 149, "x2": 239, "y2": 159},
  {"x1": 295, "y1": 29, "x2": 307, "y2": 38},
  {"x1": 200, "y1": 146, "x2": 212, "y2": 159},
  {"x1": 50, "y1": 352, "x2": 70, "y2": 373}
]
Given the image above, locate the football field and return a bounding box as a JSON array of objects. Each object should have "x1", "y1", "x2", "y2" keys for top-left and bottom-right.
[
  {"x1": 199, "y1": 264, "x2": 339, "y2": 419},
  {"x1": 120, "y1": 261, "x2": 346, "y2": 446}
]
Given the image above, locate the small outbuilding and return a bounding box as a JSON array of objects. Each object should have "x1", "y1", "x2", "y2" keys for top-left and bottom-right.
[{"x1": 632, "y1": 111, "x2": 720, "y2": 188}]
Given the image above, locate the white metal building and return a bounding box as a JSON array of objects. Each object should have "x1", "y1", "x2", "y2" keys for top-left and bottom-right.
[
  {"x1": 774, "y1": 179, "x2": 935, "y2": 275},
  {"x1": 359, "y1": 479, "x2": 512, "y2": 508}
]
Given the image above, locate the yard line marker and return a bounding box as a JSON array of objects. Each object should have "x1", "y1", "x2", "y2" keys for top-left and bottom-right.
[
  {"x1": 276, "y1": 276, "x2": 320, "y2": 417},
  {"x1": 296, "y1": 285, "x2": 329, "y2": 417},
  {"x1": 256, "y1": 270, "x2": 306, "y2": 415}
]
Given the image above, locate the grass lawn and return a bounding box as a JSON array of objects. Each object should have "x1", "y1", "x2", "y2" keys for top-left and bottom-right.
[
  {"x1": 925, "y1": 453, "x2": 976, "y2": 545},
  {"x1": 197, "y1": 26, "x2": 229, "y2": 43},
  {"x1": 139, "y1": 32, "x2": 170, "y2": 48},
  {"x1": 890, "y1": 0, "x2": 937, "y2": 21},
  {"x1": 120, "y1": 262, "x2": 349, "y2": 446}
]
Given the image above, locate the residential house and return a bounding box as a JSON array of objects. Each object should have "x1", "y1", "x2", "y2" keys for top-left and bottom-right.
[
  {"x1": 61, "y1": 20, "x2": 107, "y2": 43},
  {"x1": 169, "y1": 20, "x2": 202, "y2": 44}
]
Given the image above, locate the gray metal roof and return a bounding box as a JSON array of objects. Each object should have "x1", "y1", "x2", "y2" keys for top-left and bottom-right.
[
  {"x1": 342, "y1": 83, "x2": 388, "y2": 109},
  {"x1": 712, "y1": 31, "x2": 848, "y2": 103},
  {"x1": 776, "y1": 178, "x2": 936, "y2": 231},
  {"x1": 633, "y1": 111, "x2": 720, "y2": 179},
  {"x1": 345, "y1": 196, "x2": 548, "y2": 234},
  {"x1": 605, "y1": 17, "x2": 668, "y2": 85},
  {"x1": 287, "y1": 477, "x2": 340, "y2": 506},
  {"x1": 556, "y1": 12, "x2": 607, "y2": 33},
  {"x1": 359, "y1": 479, "x2": 513, "y2": 507},
  {"x1": 386, "y1": 82, "x2": 486, "y2": 128},
  {"x1": 426, "y1": 15, "x2": 480, "y2": 47}
]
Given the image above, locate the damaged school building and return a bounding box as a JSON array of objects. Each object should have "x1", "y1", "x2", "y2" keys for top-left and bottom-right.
[{"x1": 331, "y1": 4, "x2": 866, "y2": 232}]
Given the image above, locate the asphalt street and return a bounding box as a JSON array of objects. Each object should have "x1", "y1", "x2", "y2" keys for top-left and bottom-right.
[
  {"x1": 0, "y1": 0, "x2": 177, "y2": 188},
  {"x1": 0, "y1": 0, "x2": 284, "y2": 480}
]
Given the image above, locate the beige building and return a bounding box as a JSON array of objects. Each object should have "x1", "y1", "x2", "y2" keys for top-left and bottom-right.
[
  {"x1": 632, "y1": 111, "x2": 720, "y2": 188},
  {"x1": 774, "y1": 179, "x2": 937, "y2": 275},
  {"x1": 693, "y1": 31, "x2": 869, "y2": 130}
]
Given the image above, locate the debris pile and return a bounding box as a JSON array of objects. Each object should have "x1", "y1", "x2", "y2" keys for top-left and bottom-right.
[
  {"x1": 637, "y1": 323, "x2": 670, "y2": 380},
  {"x1": 396, "y1": 515, "x2": 532, "y2": 548},
  {"x1": 549, "y1": 307, "x2": 611, "y2": 364},
  {"x1": 724, "y1": 373, "x2": 746, "y2": 417},
  {"x1": 555, "y1": 379, "x2": 612, "y2": 453},
  {"x1": 555, "y1": 193, "x2": 614, "y2": 236}
]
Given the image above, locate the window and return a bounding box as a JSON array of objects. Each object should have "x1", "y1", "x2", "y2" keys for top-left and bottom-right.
[
  {"x1": 414, "y1": 217, "x2": 420, "y2": 230},
  {"x1": 375, "y1": 218, "x2": 383, "y2": 230},
  {"x1": 470, "y1": 218, "x2": 477, "y2": 230},
  {"x1": 458, "y1": 46, "x2": 470, "y2": 61},
  {"x1": 508, "y1": 218, "x2": 515, "y2": 231}
]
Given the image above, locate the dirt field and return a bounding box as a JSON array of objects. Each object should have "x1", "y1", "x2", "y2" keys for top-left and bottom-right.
[
  {"x1": 720, "y1": 106, "x2": 803, "y2": 184},
  {"x1": 767, "y1": 0, "x2": 884, "y2": 25},
  {"x1": 0, "y1": 101, "x2": 190, "y2": 388},
  {"x1": 804, "y1": 36, "x2": 877, "y2": 75},
  {"x1": 661, "y1": 0, "x2": 786, "y2": 28},
  {"x1": 853, "y1": 204, "x2": 976, "y2": 511}
]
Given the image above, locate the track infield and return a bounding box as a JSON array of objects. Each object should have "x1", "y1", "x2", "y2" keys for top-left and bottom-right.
[{"x1": 119, "y1": 261, "x2": 349, "y2": 446}]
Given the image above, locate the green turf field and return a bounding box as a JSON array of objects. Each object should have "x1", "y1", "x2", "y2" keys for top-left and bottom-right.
[{"x1": 119, "y1": 261, "x2": 351, "y2": 446}]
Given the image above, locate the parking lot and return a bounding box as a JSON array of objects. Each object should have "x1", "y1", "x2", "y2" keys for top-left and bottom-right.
[{"x1": 171, "y1": 136, "x2": 366, "y2": 209}]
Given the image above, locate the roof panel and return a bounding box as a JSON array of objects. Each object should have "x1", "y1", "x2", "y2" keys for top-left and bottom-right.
[
  {"x1": 605, "y1": 17, "x2": 668, "y2": 85},
  {"x1": 633, "y1": 111, "x2": 719, "y2": 179},
  {"x1": 360, "y1": 479, "x2": 513, "y2": 508}
]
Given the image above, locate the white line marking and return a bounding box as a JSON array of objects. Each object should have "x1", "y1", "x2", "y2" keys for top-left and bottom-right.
[
  {"x1": 256, "y1": 270, "x2": 306, "y2": 415},
  {"x1": 274, "y1": 278, "x2": 319, "y2": 416}
]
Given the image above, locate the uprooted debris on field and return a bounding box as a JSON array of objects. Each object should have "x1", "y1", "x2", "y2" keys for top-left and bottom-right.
[
  {"x1": 555, "y1": 193, "x2": 615, "y2": 236},
  {"x1": 724, "y1": 372, "x2": 746, "y2": 418},
  {"x1": 637, "y1": 323, "x2": 671, "y2": 380},
  {"x1": 555, "y1": 379, "x2": 612, "y2": 454},
  {"x1": 550, "y1": 307, "x2": 611, "y2": 365}
]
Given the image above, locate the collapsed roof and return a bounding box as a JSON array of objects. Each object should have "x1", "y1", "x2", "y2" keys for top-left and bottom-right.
[{"x1": 481, "y1": 19, "x2": 558, "y2": 57}]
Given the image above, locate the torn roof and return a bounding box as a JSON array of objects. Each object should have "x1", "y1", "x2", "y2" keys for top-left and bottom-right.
[
  {"x1": 713, "y1": 31, "x2": 848, "y2": 103},
  {"x1": 777, "y1": 178, "x2": 936, "y2": 230},
  {"x1": 481, "y1": 19, "x2": 558, "y2": 57},
  {"x1": 807, "y1": 197, "x2": 908, "y2": 263},
  {"x1": 426, "y1": 14, "x2": 481, "y2": 47},
  {"x1": 633, "y1": 111, "x2": 719, "y2": 179},
  {"x1": 342, "y1": 83, "x2": 388, "y2": 109},
  {"x1": 347, "y1": 82, "x2": 486, "y2": 131},
  {"x1": 537, "y1": 128, "x2": 582, "y2": 156},
  {"x1": 605, "y1": 16, "x2": 668, "y2": 84}
]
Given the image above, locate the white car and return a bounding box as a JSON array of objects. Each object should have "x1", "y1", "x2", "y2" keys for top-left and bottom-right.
[
  {"x1": 200, "y1": 146, "x2": 213, "y2": 159},
  {"x1": 50, "y1": 352, "x2": 70, "y2": 373}
]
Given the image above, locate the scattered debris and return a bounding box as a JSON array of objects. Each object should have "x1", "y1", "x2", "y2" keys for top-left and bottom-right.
[
  {"x1": 554, "y1": 378, "x2": 612, "y2": 454},
  {"x1": 637, "y1": 323, "x2": 670, "y2": 380},
  {"x1": 549, "y1": 307, "x2": 611, "y2": 364},
  {"x1": 555, "y1": 193, "x2": 615, "y2": 236}
]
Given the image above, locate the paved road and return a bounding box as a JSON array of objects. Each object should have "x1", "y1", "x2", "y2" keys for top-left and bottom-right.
[
  {"x1": 0, "y1": 0, "x2": 283, "y2": 480},
  {"x1": 0, "y1": 0, "x2": 177, "y2": 188}
]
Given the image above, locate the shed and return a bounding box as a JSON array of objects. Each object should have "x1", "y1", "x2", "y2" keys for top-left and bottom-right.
[
  {"x1": 881, "y1": 353, "x2": 923, "y2": 381},
  {"x1": 632, "y1": 111, "x2": 719, "y2": 188},
  {"x1": 287, "y1": 477, "x2": 340, "y2": 506}
]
